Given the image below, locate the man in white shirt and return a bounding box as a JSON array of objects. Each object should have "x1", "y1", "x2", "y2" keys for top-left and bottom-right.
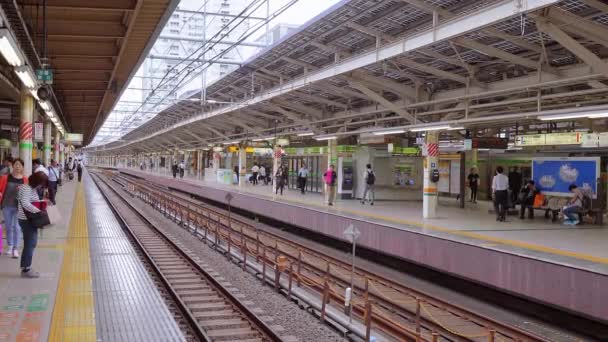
[
  {"x1": 492, "y1": 166, "x2": 509, "y2": 222},
  {"x1": 259, "y1": 165, "x2": 266, "y2": 185},
  {"x1": 298, "y1": 164, "x2": 309, "y2": 194},
  {"x1": 178, "y1": 161, "x2": 185, "y2": 178},
  {"x1": 48, "y1": 160, "x2": 60, "y2": 205},
  {"x1": 32, "y1": 159, "x2": 49, "y2": 176},
  {"x1": 251, "y1": 164, "x2": 259, "y2": 185}
]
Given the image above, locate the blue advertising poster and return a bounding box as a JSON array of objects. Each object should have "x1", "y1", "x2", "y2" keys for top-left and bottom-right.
[{"x1": 532, "y1": 158, "x2": 599, "y2": 197}]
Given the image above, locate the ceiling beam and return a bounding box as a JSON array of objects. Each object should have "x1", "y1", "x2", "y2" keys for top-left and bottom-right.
[
  {"x1": 343, "y1": 21, "x2": 393, "y2": 42},
  {"x1": 417, "y1": 49, "x2": 475, "y2": 74},
  {"x1": 290, "y1": 91, "x2": 347, "y2": 109},
  {"x1": 348, "y1": 80, "x2": 416, "y2": 123},
  {"x1": 536, "y1": 18, "x2": 608, "y2": 78},
  {"x1": 348, "y1": 71, "x2": 417, "y2": 101},
  {"x1": 544, "y1": 8, "x2": 608, "y2": 48},
  {"x1": 273, "y1": 99, "x2": 324, "y2": 120},
  {"x1": 399, "y1": 0, "x2": 543, "y2": 54},
  {"x1": 396, "y1": 57, "x2": 471, "y2": 85},
  {"x1": 265, "y1": 102, "x2": 317, "y2": 132},
  {"x1": 313, "y1": 83, "x2": 370, "y2": 101},
  {"x1": 452, "y1": 38, "x2": 553, "y2": 72},
  {"x1": 580, "y1": 0, "x2": 608, "y2": 12}
]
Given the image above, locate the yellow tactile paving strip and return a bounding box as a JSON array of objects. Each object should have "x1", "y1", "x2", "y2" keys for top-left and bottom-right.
[{"x1": 48, "y1": 184, "x2": 96, "y2": 342}]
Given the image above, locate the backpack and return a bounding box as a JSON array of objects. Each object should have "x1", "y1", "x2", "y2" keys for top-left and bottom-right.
[
  {"x1": 581, "y1": 194, "x2": 592, "y2": 210},
  {"x1": 366, "y1": 171, "x2": 375, "y2": 185}
]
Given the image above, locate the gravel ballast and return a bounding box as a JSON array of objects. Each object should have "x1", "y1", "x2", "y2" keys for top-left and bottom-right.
[{"x1": 131, "y1": 193, "x2": 348, "y2": 342}]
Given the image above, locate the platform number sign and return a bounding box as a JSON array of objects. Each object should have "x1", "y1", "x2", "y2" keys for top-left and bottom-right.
[{"x1": 36, "y1": 69, "x2": 53, "y2": 85}]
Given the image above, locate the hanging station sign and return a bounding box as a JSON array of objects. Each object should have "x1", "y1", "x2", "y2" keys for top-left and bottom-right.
[
  {"x1": 515, "y1": 133, "x2": 581, "y2": 147},
  {"x1": 472, "y1": 137, "x2": 508, "y2": 149},
  {"x1": 544, "y1": 132, "x2": 581, "y2": 145},
  {"x1": 33, "y1": 122, "x2": 43, "y2": 142}
]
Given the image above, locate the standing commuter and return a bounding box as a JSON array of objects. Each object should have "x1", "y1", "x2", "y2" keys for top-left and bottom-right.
[
  {"x1": 0, "y1": 158, "x2": 27, "y2": 258},
  {"x1": 17, "y1": 171, "x2": 49, "y2": 278},
  {"x1": 178, "y1": 160, "x2": 185, "y2": 178},
  {"x1": 298, "y1": 164, "x2": 309, "y2": 194},
  {"x1": 323, "y1": 165, "x2": 337, "y2": 206},
  {"x1": 76, "y1": 159, "x2": 83, "y2": 182},
  {"x1": 492, "y1": 166, "x2": 509, "y2": 222},
  {"x1": 233, "y1": 165, "x2": 239, "y2": 184},
  {"x1": 0, "y1": 158, "x2": 12, "y2": 176},
  {"x1": 361, "y1": 164, "x2": 375, "y2": 205},
  {"x1": 67, "y1": 157, "x2": 75, "y2": 182},
  {"x1": 467, "y1": 168, "x2": 480, "y2": 203},
  {"x1": 172, "y1": 161, "x2": 178, "y2": 178},
  {"x1": 259, "y1": 165, "x2": 266, "y2": 185},
  {"x1": 508, "y1": 167, "x2": 522, "y2": 204},
  {"x1": 32, "y1": 159, "x2": 48, "y2": 199},
  {"x1": 47, "y1": 160, "x2": 60, "y2": 205},
  {"x1": 275, "y1": 168, "x2": 285, "y2": 195},
  {"x1": 251, "y1": 163, "x2": 259, "y2": 185}
]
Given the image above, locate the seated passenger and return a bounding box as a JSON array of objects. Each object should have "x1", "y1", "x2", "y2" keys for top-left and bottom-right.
[
  {"x1": 563, "y1": 184, "x2": 583, "y2": 226},
  {"x1": 519, "y1": 180, "x2": 539, "y2": 219}
]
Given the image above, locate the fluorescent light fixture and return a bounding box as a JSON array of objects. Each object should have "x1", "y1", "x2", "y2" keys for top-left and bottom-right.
[
  {"x1": 537, "y1": 112, "x2": 608, "y2": 121},
  {"x1": 588, "y1": 113, "x2": 608, "y2": 118},
  {"x1": 14, "y1": 65, "x2": 36, "y2": 89},
  {"x1": 447, "y1": 126, "x2": 465, "y2": 130},
  {"x1": 39, "y1": 101, "x2": 51, "y2": 111},
  {"x1": 222, "y1": 141, "x2": 239, "y2": 145},
  {"x1": 373, "y1": 129, "x2": 405, "y2": 136},
  {"x1": 252, "y1": 137, "x2": 275, "y2": 142},
  {"x1": 409, "y1": 125, "x2": 452, "y2": 132},
  {"x1": 539, "y1": 113, "x2": 589, "y2": 121},
  {"x1": 0, "y1": 29, "x2": 24, "y2": 66},
  {"x1": 314, "y1": 136, "x2": 337, "y2": 141},
  {"x1": 296, "y1": 132, "x2": 314, "y2": 137},
  {"x1": 46, "y1": 110, "x2": 54, "y2": 119}
]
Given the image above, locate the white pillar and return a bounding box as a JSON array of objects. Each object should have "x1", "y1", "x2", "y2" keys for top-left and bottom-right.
[
  {"x1": 54, "y1": 131, "x2": 60, "y2": 163},
  {"x1": 272, "y1": 145, "x2": 281, "y2": 193},
  {"x1": 19, "y1": 87, "x2": 33, "y2": 176},
  {"x1": 43, "y1": 121, "x2": 52, "y2": 166},
  {"x1": 212, "y1": 152, "x2": 220, "y2": 174},
  {"x1": 238, "y1": 147, "x2": 247, "y2": 186},
  {"x1": 423, "y1": 131, "x2": 439, "y2": 218}
]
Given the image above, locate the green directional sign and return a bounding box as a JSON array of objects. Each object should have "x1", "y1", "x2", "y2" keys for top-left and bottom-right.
[{"x1": 36, "y1": 69, "x2": 53, "y2": 84}]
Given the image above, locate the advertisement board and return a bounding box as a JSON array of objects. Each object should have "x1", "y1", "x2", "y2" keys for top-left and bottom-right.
[{"x1": 532, "y1": 157, "x2": 599, "y2": 198}]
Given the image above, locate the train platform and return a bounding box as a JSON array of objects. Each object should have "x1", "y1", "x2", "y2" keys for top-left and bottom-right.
[
  {"x1": 0, "y1": 173, "x2": 185, "y2": 342},
  {"x1": 120, "y1": 168, "x2": 608, "y2": 323}
]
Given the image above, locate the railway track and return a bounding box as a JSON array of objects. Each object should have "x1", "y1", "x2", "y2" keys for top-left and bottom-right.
[
  {"x1": 105, "y1": 170, "x2": 560, "y2": 342},
  {"x1": 91, "y1": 172, "x2": 285, "y2": 342}
]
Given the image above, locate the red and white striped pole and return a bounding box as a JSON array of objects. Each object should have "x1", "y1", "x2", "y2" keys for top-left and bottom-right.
[
  {"x1": 423, "y1": 131, "x2": 439, "y2": 218},
  {"x1": 19, "y1": 87, "x2": 34, "y2": 176}
]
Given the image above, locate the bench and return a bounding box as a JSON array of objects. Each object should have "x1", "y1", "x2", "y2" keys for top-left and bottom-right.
[{"x1": 525, "y1": 195, "x2": 603, "y2": 224}]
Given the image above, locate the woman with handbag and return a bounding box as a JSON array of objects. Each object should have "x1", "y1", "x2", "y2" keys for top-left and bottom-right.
[
  {"x1": 17, "y1": 171, "x2": 49, "y2": 278},
  {"x1": 0, "y1": 158, "x2": 27, "y2": 258}
]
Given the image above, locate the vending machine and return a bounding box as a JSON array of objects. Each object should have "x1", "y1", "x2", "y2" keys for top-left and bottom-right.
[{"x1": 338, "y1": 157, "x2": 354, "y2": 199}]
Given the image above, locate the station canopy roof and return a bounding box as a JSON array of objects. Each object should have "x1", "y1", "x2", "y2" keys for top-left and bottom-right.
[
  {"x1": 5, "y1": 0, "x2": 180, "y2": 145},
  {"x1": 86, "y1": 0, "x2": 608, "y2": 154}
]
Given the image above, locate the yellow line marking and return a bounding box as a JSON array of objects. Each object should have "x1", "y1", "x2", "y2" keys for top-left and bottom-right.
[{"x1": 49, "y1": 183, "x2": 97, "y2": 342}]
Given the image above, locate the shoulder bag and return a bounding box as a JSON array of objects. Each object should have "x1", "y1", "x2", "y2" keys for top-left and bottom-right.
[{"x1": 22, "y1": 201, "x2": 51, "y2": 228}]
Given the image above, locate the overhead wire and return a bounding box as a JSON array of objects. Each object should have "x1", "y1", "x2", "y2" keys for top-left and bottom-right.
[
  {"x1": 112, "y1": 0, "x2": 300, "y2": 143},
  {"x1": 110, "y1": 0, "x2": 270, "y2": 137}
]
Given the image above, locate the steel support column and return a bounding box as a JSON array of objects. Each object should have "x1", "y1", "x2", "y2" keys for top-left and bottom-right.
[{"x1": 19, "y1": 87, "x2": 34, "y2": 175}]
